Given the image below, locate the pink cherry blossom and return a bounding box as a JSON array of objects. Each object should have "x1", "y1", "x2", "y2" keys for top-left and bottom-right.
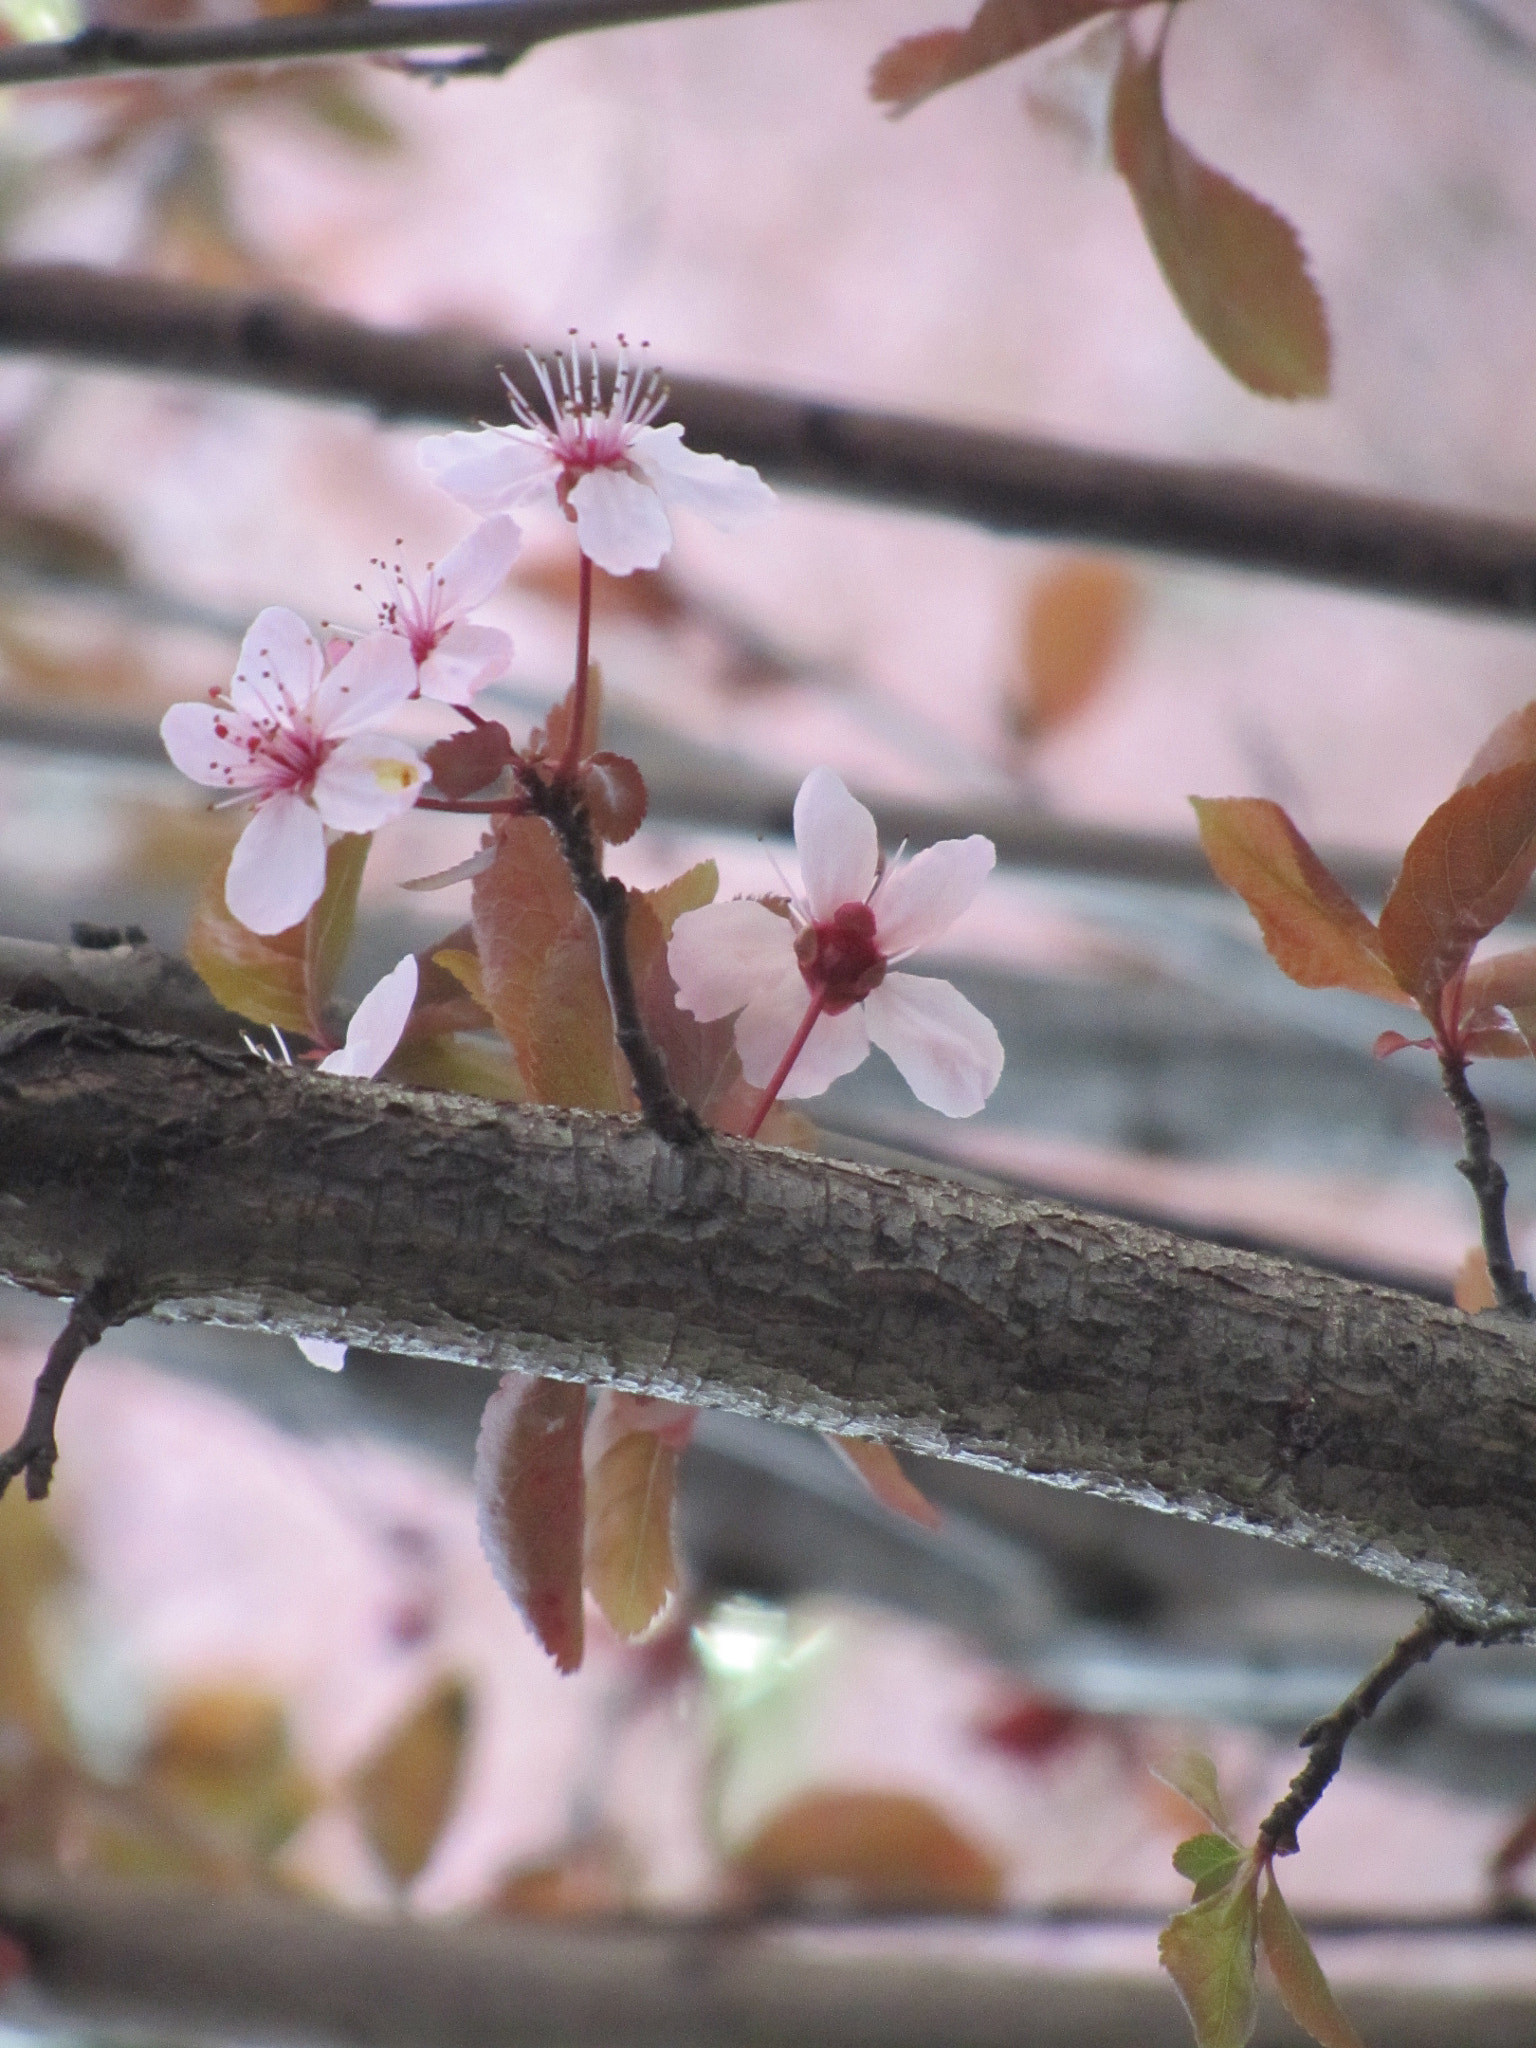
[
  {"x1": 668, "y1": 768, "x2": 1003, "y2": 1120},
  {"x1": 371, "y1": 515, "x2": 520, "y2": 702},
  {"x1": 161, "y1": 607, "x2": 424, "y2": 936},
  {"x1": 418, "y1": 339, "x2": 775, "y2": 577}
]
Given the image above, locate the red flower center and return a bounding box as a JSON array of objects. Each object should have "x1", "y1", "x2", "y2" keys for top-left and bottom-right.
[{"x1": 795, "y1": 901, "x2": 886, "y2": 1014}]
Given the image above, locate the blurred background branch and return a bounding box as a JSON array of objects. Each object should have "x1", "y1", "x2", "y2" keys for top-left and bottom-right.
[{"x1": 4, "y1": 267, "x2": 1536, "y2": 621}]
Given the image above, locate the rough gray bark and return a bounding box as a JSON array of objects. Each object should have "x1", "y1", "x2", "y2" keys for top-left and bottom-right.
[
  {"x1": 6, "y1": 266, "x2": 1536, "y2": 619},
  {"x1": 4, "y1": 1003, "x2": 1536, "y2": 1629}
]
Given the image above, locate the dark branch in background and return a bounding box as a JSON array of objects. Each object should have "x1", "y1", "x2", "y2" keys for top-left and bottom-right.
[
  {"x1": 0, "y1": 1272, "x2": 138, "y2": 1499},
  {"x1": 1439, "y1": 1048, "x2": 1535, "y2": 1313},
  {"x1": 1441, "y1": 0, "x2": 1536, "y2": 80},
  {"x1": 9, "y1": 1867, "x2": 1517, "y2": 2048},
  {"x1": 0, "y1": 0, "x2": 788, "y2": 87},
  {"x1": 1258, "y1": 1605, "x2": 1488, "y2": 1857},
  {"x1": 518, "y1": 769, "x2": 708, "y2": 1147},
  {"x1": 6, "y1": 1003, "x2": 1536, "y2": 1628},
  {"x1": 6, "y1": 268, "x2": 1536, "y2": 621}
]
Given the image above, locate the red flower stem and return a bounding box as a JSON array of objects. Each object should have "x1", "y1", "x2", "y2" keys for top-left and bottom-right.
[
  {"x1": 744, "y1": 988, "x2": 827, "y2": 1141},
  {"x1": 556, "y1": 549, "x2": 594, "y2": 784}
]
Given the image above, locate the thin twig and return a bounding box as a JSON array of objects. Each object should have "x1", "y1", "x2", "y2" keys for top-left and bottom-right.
[
  {"x1": 0, "y1": 1273, "x2": 136, "y2": 1500},
  {"x1": 517, "y1": 771, "x2": 708, "y2": 1147},
  {"x1": 6, "y1": 266, "x2": 1536, "y2": 620},
  {"x1": 1439, "y1": 1047, "x2": 1535, "y2": 1313},
  {"x1": 1257, "y1": 1605, "x2": 1483, "y2": 1857},
  {"x1": 0, "y1": 0, "x2": 787, "y2": 88}
]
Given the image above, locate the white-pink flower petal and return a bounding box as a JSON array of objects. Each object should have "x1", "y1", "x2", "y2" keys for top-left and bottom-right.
[
  {"x1": 312, "y1": 734, "x2": 425, "y2": 833},
  {"x1": 669, "y1": 898, "x2": 794, "y2": 1021},
  {"x1": 319, "y1": 955, "x2": 418, "y2": 1078},
  {"x1": 863, "y1": 972, "x2": 1003, "y2": 1117},
  {"x1": 417, "y1": 620, "x2": 514, "y2": 703},
  {"x1": 313, "y1": 631, "x2": 418, "y2": 737},
  {"x1": 229, "y1": 607, "x2": 323, "y2": 725},
  {"x1": 433, "y1": 514, "x2": 523, "y2": 612},
  {"x1": 633, "y1": 422, "x2": 777, "y2": 530},
  {"x1": 568, "y1": 465, "x2": 674, "y2": 576},
  {"x1": 873, "y1": 836, "x2": 996, "y2": 959},
  {"x1": 793, "y1": 768, "x2": 879, "y2": 922},
  {"x1": 225, "y1": 791, "x2": 328, "y2": 936},
  {"x1": 419, "y1": 427, "x2": 558, "y2": 514},
  {"x1": 734, "y1": 966, "x2": 870, "y2": 1096},
  {"x1": 159, "y1": 701, "x2": 267, "y2": 791}
]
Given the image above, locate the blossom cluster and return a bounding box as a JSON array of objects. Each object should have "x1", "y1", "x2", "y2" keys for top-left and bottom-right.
[{"x1": 160, "y1": 340, "x2": 1003, "y2": 1145}]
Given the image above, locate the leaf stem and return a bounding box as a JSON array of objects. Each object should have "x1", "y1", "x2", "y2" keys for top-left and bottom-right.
[
  {"x1": 1257, "y1": 1605, "x2": 1483, "y2": 1857},
  {"x1": 517, "y1": 769, "x2": 707, "y2": 1148},
  {"x1": 743, "y1": 988, "x2": 826, "y2": 1140},
  {"x1": 556, "y1": 551, "x2": 594, "y2": 786},
  {"x1": 0, "y1": 1273, "x2": 137, "y2": 1501},
  {"x1": 1438, "y1": 1045, "x2": 1534, "y2": 1313}
]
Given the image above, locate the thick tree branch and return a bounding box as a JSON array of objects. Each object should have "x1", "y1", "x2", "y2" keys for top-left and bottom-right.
[
  {"x1": 0, "y1": 0, "x2": 787, "y2": 87},
  {"x1": 4, "y1": 1004, "x2": 1536, "y2": 1628},
  {"x1": 5, "y1": 267, "x2": 1536, "y2": 620}
]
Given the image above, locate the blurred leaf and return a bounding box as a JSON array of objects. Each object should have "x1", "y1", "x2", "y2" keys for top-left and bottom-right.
[
  {"x1": 1490, "y1": 1795, "x2": 1536, "y2": 1886},
  {"x1": 0, "y1": 504, "x2": 125, "y2": 585},
  {"x1": 287, "y1": 72, "x2": 399, "y2": 149},
  {"x1": 474, "y1": 1374, "x2": 587, "y2": 1673},
  {"x1": 0, "y1": 0, "x2": 79, "y2": 39},
  {"x1": 870, "y1": 0, "x2": 1130, "y2": 116},
  {"x1": 146, "y1": 1687, "x2": 316, "y2": 1862},
  {"x1": 1151, "y1": 1752, "x2": 1239, "y2": 1842},
  {"x1": 516, "y1": 554, "x2": 687, "y2": 630},
  {"x1": 488, "y1": 1832, "x2": 636, "y2": 1918},
  {"x1": 1111, "y1": 34, "x2": 1329, "y2": 399},
  {"x1": 1158, "y1": 1864, "x2": 1261, "y2": 2048},
  {"x1": 187, "y1": 831, "x2": 369, "y2": 1034},
  {"x1": 1174, "y1": 1831, "x2": 1248, "y2": 1901},
  {"x1": 350, "y1": 1676, "x2": 471, "y2": 1889},
  {"x1": 121, "y1": 799, "x2": 242, "y2": 890},
  {"x1": 1011, "y1": 557, "x2": 1138, "y2": 739},
  {"x1": 1192, "y1": 798, "x2": 1406, "y2": 1006},
  {"x1": 733, "y1": 1789, "x2": 1003, "y2": 1909},
  {"x1": 0, "y1": 612, "x2": 150, "y2": 705},
  {"x1": 1257, "y1": 1873, "x2": 1364, "y2": 2048},
  {"x1": 1378, "y1": 763, "x2": 1536, "y2": 1013},
  {"x1": 386, "y1": 1033, "x2": 524, "y2": 1101},
  {"x1": 0, "y1": 1485, "x2": 70, "y2": 1746},
  {"x1": 579, "y1": 752, "x2": 648, "y2": 846},
  {"x1": 583, "y1": 1428, "x2": 681, "y2": 1640},
  {"x1": 828, "y1": 1438, "x2": 941, "y2": 1531},
  {"x1": 0, "y1": 1931, "x2": 25, "y2": 1992}
]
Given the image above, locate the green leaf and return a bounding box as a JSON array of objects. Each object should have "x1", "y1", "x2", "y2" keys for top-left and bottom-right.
[
  {"x1": 385, "y1": 1033, "x2": 524, "y2": 1102},
  {"x1": 1158, "y1": 1863, "x2": 1261, "y2": 2048},
  {"x1": 1258, "y1": 1872, "x2": 1365, "y2": 2048},
  {"x1": 1151, "y1": 1751, "x2": 1240, "y2": 1842},
  {"x1": 186, "y1": 831, "x2": 370, "y2": 1035},
  {"x1": 1111, "y1": 33, "x2": 1329, "y2": 399},
  {"x1": 1174, "y1": 1831, "x2": 1248, "y2": 1900}
]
